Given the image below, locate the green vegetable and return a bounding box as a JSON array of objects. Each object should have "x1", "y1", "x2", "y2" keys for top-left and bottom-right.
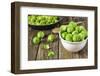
[
  {"x1": 60, "y1": 25, "x2": 67, "y2": 32},
  {"x1": 78, "y1": 33, "x2": 85, "y2": 41},
  {"x1": 67, "y1": 26, "x2": 74, "y2": 33},
  {"x1": 79, "y1": 26, "x2": 86, "y2": 31},
  {"x1": 47, "y1": 34, "x2": 55, "y2": 42},
  {"x1": 72, "y1": 30, "x2": 78, "y2": 35},
  {"x1": 81, "y1": 30, "x2": 87, "y2": 38},
  {"x1": 73, "y1": 34, "x2": 81, "y2": 42},
  {"x1": 37, "y1": 31, "x2": 45, "y2": 38},
  {"x1": 75, "y1": 26, "x2": 81, "y2": 33},
  {"x1": 65, "y1": 34, "x2": 73, "y2": 42},
  {"x1": 68, "y1": 21, "x2": 77, "y2": 28},
  {"x1": 42, "y1": 44, "x2": 50, "y2": 50},
  {"x1": 48, "y1": 50, "x2": 55, "y2": 57},
  {"x1": 61, "y1": 32, "x2": 67, "y2": 39},
  {"x1": 32, "y1": 36, "x2": 40, "y2": 44}
]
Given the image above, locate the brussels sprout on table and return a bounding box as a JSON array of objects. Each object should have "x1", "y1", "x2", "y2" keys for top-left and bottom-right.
[
  {"x1": 32, "y1": 36, "x2": 40, "y2": 44},
  {"x1": 48, "y1": 50, "x2": 55, "y2": 57},
  {"x1": 37, "y1": 31, "x2": 45, "y2": 38},
  {"x1": 47, "y1": 34, "x2": 56, "y2": 42}
]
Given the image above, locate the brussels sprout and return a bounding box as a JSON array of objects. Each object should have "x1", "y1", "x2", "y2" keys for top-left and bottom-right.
[
  {"x1": 37, "y1": 31, "x2": 45, "y2": 38},
  {"x1": 67, "y1": 26, "x2": 74, "y2": 33},
  {"x1": 81, "y1": 30, "x2": 88, "y2": 38},
  {"x1": 61, "y1": 32, "x2": 67, "y2": 39},
  {"x1": 32, "y1": 36, "x2": 40, "y2": 44},
  {"x1": 73, "y1": 34, "x2": 81, "y2": 42},
  {"x1": 68, "y1": 21, "x2": 77, "y2": 28},
  {"x1": 79, "y1": 26, "x2": 87, "y2": 32},
  {"x1": 39, "y1": 21, "x2": 46, "y2": 25},
  {"x1": 60, "y1": 25, "x2": 67, "y2": 32},
  {"x1": 75, "y1": 26, "x2": 81, "y2": 33},
  {"x1": 42, "y1": 44, "x2": 50, "y2": 50},
  {"x1": 65, "y1": 34, "x2": 73, "y2": 42},
  {"x1": 78, "y1": 33, "x2": 85, "y2": 41},
  {"x1": 47, "y1": 34, "x2": 55, "y2": 42},
  {"x1": 72, "y1": 30, "x2": 78, "y2": 35},
  {"x1": 48, "y1": 50, "x2": 55, "y2": 57}
]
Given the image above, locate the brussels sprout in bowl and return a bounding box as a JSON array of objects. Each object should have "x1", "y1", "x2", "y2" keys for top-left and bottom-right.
[
  {"x1": 59, "y1": 21, "x2": 88, "y2": 52},
  {"x1": 28, "y1": 15, "x2": 64, "y2": 30}
]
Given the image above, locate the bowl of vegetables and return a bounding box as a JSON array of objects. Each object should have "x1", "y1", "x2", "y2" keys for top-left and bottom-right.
[
  {"x1": 59, "y1": 21, "x2": 88, "y2": 52},
  {"x1": 28, "y1": 15, "x2": 63, "y2": 30}
]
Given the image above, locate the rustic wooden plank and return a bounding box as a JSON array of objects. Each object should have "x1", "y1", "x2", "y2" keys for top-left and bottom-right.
[
  {"x1": 36, "y1": 42, "x2": 48, "y2": 60},
  {"x1": 28, "y1": 27, "x2": 39, "y2": 60},
  {"x1": 79, "y1": 43, "x2": 88, "y2": 58},
  {"x1": 59, "y1": 40, "x2": 72, "y2": 59},
  {"x1": 72, "y1": 52, "x2": 80, "y2": 59},
  {"x1": 48, "y1": 34, "x2": 59, "y2": 60}
]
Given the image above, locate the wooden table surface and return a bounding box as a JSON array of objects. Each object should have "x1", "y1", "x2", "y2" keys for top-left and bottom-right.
[{"x1": 28, "y1": 17, "x2": 88, "y2": 61}]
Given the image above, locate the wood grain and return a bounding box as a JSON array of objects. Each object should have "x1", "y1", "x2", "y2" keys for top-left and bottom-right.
[{"x1": 59, "y1": 41, "x2": 72, "y2": 59}]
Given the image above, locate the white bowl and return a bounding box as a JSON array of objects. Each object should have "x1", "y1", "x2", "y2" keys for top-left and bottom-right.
[{"x1": 59, "y1": 33, "x2": 87, "y2": 52}]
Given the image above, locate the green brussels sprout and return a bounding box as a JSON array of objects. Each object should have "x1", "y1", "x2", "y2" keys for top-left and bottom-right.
[
  {"x1": 81, "y1": 30, "x2": 88, "y2": 38},
  {"x1": 37, "y1": 31, "x2": 45, "y2": 38},
  {"x1": 73, "y1": 34, "x2": 81, "y2": 42},
  {"x1": 32, "y1": 36, "x2": 40, "y2": 44},
  {"x1": 48, "y1": 50, "x2": 55, "y2": 57},
  {"x1": 75, "y1": 26, "x2": 81, "y2": 33},
  {"x1": 65, "y1": 34, "x2": 73, "y2": 42},
  {"x1": 60, "y1": 25, "x2": 67, "y2": 32},
  {"x1": 61, "y1": 32, "x2": 67, "y2": 39},
  {"x1": 72, "y1": 30, "x2": 78, "y2": 35},
  {"x1": 39, "y1": 21, "x2": 46, "y2": 25},
  {"x1": 79, "y1": 26, "x2": 86, "y2": 32},
  {"x1": 67, "y1": 26, "x2": 74, "y2": 33},
  {"x1": 47, "y1": 34, "x2": 55, "y2": 42},
  {"x1": 78, "y1": 33, "x2": 85, "y2": 41},
  {"x1": 42, "y1": 44, "x2": 50, "y2": 50},
  {"x1": 68, "y1": 21, "x2": 77, "y2": 28}
]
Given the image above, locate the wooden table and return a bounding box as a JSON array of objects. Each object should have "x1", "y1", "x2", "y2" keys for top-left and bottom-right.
[{"x1": 28, "y1": 17, "x2": 88, "y2": 61}]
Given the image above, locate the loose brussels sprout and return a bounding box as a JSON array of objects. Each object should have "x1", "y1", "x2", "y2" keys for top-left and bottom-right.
[
  {"x1": 48, "y1": 50, "x2": 55, "y2": 57},
  {"x1": 32, "y1": 36, "x2": 40, "y2": 44},
  {"x1": 47, "y1": 34, "x2": 55, "y2": 42},
  {"x1": 37, "y1": 31, "x2": 45, "y2": 38},
  {"x1": 42, "y1": 44, "x2": 50, "y2": 50}
]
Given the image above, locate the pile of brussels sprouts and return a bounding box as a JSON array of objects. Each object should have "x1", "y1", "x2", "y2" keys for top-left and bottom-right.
[
  {"x1": 60, "y1": 21, "x2": 88, "y2": 42},
  {"x1": 28, "y1": 15, "x2": 59, "y2": 25}
]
